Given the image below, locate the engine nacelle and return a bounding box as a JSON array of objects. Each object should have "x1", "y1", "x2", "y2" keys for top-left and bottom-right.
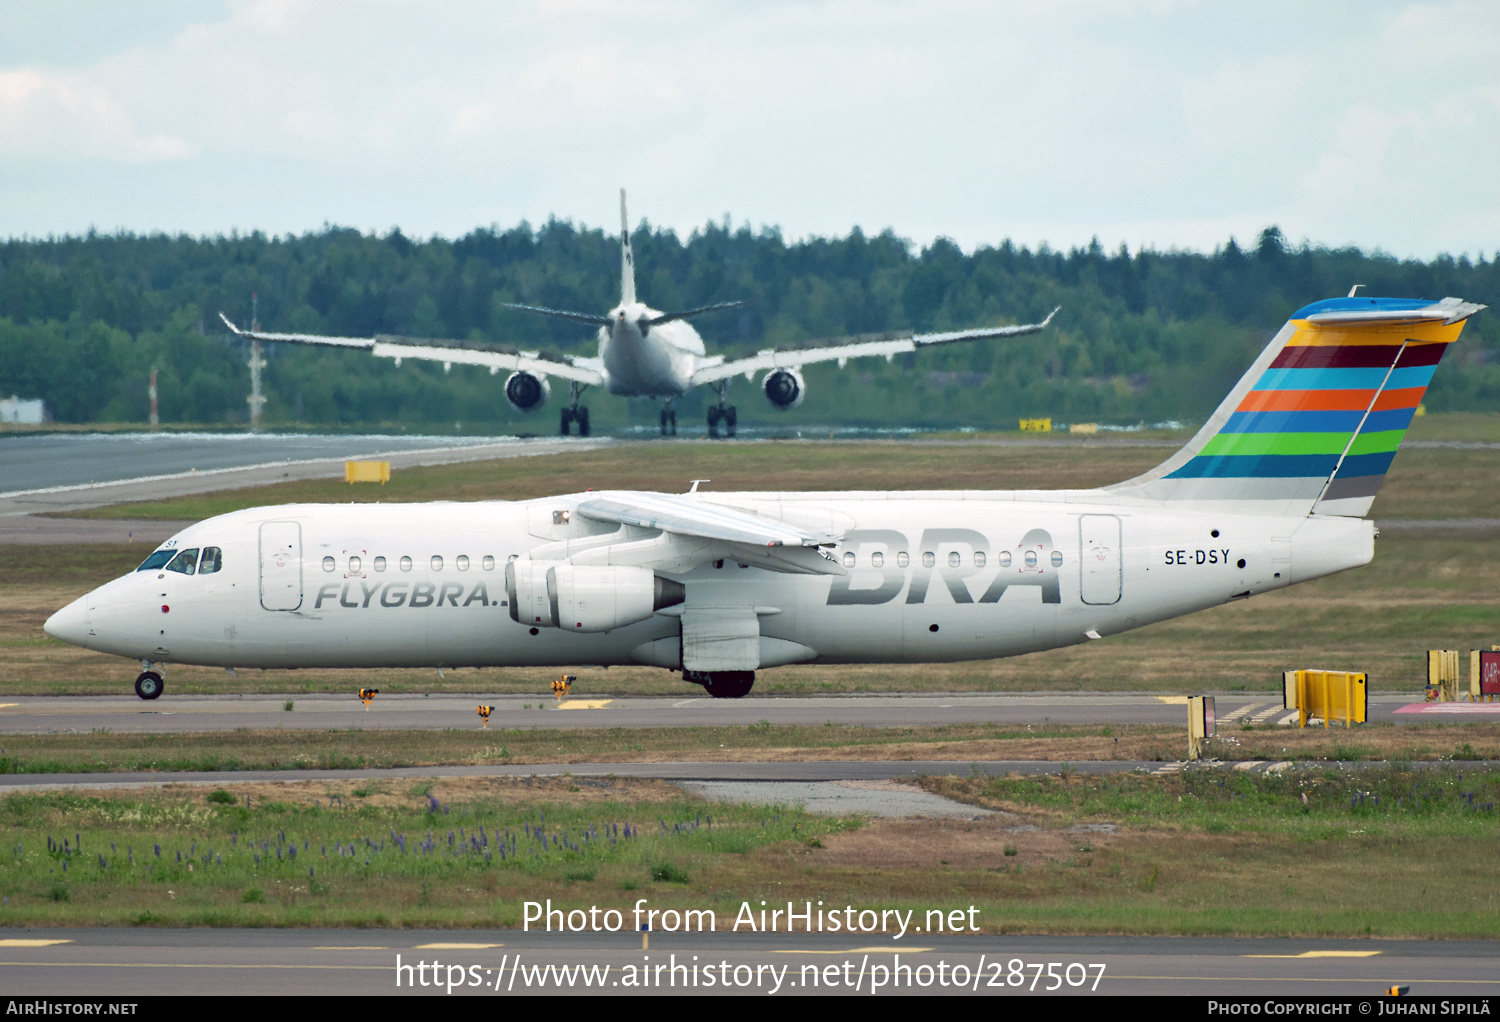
[
  {"x1": 507, "y1": 560, "x2": 685, "y2": 632},
  {"x1": 504, "y1": 371, "x2": 549, "y2": 413},
  {"x1": 762, "y1": 367, "x2": 805, "y2": 410}
]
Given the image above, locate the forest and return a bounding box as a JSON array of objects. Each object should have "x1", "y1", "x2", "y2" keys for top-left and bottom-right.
[{"x1": 0, "y1": 218, "x2": 1496, "y2": 432}]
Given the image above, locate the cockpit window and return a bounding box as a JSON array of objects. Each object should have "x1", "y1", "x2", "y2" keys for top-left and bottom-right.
[
  {"x1": 199, "y1": 547, "x2": 223, "y2": 575},
  {"x1": 136, "y1": 549, "x2": 176, "y2": 572},
  {"x1": 164, "y1": 548, "x2": 200, "y2": 575}
]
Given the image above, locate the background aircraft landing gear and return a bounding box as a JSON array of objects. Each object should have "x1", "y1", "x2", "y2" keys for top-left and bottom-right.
[
  {"x1": 560, "y1": 382, "x2": 590, "y2": 436},
  {"x1": 660, "y1": 404, "x2": 677, "y2": 436},
  {"x1": 135, "y1": 671, "x2": 163, "y2": 700},
  {"x1": 707, "y1": 382, "x2": 736, "y2": 438},
  {"x1": 687, "y1": 670, "x2": 754, "y2": 698}
]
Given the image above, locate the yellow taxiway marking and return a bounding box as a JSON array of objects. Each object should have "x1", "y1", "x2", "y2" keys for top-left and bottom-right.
[
  {"x1": 557, "y1": 700, "x2": 612, "y2": 710},
  {"x1": 1244, "y1": 951, "x2": 1381, "y2": 958},
  {"x1": 414, "y1": 942, "x2": 503, "y2": 950},
  {"x1": 1155, "y1": 696, "x2": 1189, "y2": 704},
  {"x1": 0, "y1": 939, "x2": 72, "y2": 947},
  {"x1": 771, "y1": 947, "x2": 933, "y2": 954},
  {"x1": 0, "y1": 703, "x2": 17, "y2": 709}
]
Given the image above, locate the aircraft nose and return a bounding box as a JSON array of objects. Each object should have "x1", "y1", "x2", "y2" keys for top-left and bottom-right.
[{"x1": 44, "y1": 596, "x2": 91, "y2": 648}]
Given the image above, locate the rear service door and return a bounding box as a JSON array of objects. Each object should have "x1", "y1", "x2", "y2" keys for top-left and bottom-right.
[
  {"x1": 259, "y1": 521, "x2": 303, "y2": 611},
  {"x1": 1079, "y1": 514, "x2": 1122, "y2": 606}
]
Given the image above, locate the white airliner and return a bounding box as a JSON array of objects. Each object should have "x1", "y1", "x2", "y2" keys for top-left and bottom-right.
[
  {"x1": 48, "y1": 293, "x2": 1482, "y2": 700},
  {"x1": 221, "y1": 191, "x2": 1056, "y2": 437}
]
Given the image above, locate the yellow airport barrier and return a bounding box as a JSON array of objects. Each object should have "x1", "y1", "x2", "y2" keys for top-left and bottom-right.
[
  {"x1": 1019, "y1": 418, "x2": 1052, "y2": 432},
  {"x1": 1069, "y1": 422, "x2": 1098, "y2": 435},
  {"x1": 1473, "y1": 648, "x2": 1500, "y2": 702},
  {"x1": 1187, "y1": 694, "x2": 1215, "y2": 760},
  {"x1": 1428, "y1": 649, "x2": 1461, "y2": 703},
  {"x1": 1282, "y1": 669, "x2": 1366, "y2": 728},
  {"x1": 345, "y1": 460, "x2": 391, "y2": 484}
]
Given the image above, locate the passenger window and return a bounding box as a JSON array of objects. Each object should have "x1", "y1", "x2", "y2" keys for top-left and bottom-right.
[
  {"x1": 399, "y1": 556, "x2": 412, "y2": 572},
  {"x1": 431, "y1": 555, "x2": 444, "y2": 572},
  {"x1": 349, "y1": 556, "x2": 362, "y2": 573},
  {"x1": 999, "y1": 551, "x2": 1012, "y2": 567},
  {"x1": 373, "y1": 556, "x2": 387, "y2": 572},
  {"x1": 482, "y1": 555, "x2": 495, "y2": 571},
  {"x1": 199, "y1": 547, "x2": 222, "y2": 575},
  {"x1": 322, "y1": 556, "x2": 335, "y2": 572},
  {"x1": 456, "y1": 555, "x2": 470, "y2": 571},
  {"x1": 974, "y1": 551, "x2": 986, "y2": 568},
  {"x1": 1051, "y1": 551, "x2": 1064, "y2": 567},
  {"x1": 1024, "y1": 551, "x2": 1038, "y2": 568},
  {"x1": 842, "y1": 551, "x2": 856, "y2": 568},
  {"x1": 165, "y1": 548, "x2": 200, "y2": 575},
  {"x1": 136, "y1": 549, "x2": 176, "y2": 572},
  {"x1": 896, "y1": 551, "x2": 909, "y2": 568},
  {"x1": 947, "y1": 551, "x2": 961, "y2": 568},
  {"x1": 922, "y1": 551, "x2": 935, "y2": 568},
  {"x1": 871, "y1": 552, "x2": 884, "y2": 568}
]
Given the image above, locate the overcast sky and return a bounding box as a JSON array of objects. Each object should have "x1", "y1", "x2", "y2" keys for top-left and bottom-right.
[{"x1": 1, "y1": 0, "x2": 1496, "y2": 259}]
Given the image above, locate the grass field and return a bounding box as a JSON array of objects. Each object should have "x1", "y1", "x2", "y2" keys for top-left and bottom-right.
[
  {"x1": 3, "y1": 766, "x2": 1497, "y2": 936},
  {"x1": 2, "y1": 722, "x2": 1499, "y2": 775}
]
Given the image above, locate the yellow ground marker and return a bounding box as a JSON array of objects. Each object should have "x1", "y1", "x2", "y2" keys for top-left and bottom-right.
[
  {"x1": 414, "y1": 943, "x2": 503, "y2": 950},
  {"x1": 772, "y1": 947, "x2": 933, "y2": 954},
  {"x1": 1244, "y1": 951, "x2": 1381, "y2": 958},
  {"x1": 557, "y1": 700, "x2": 613, "y2": 710},
  {"x1": 0, "y1": 703, "x2": 18, "y2": 709},
  {"x1": 0, "y1": 939, "x2": 72, "y2": 947}
]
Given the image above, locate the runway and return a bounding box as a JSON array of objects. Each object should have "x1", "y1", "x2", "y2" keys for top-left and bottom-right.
[
  {"x1": 0, "y1": 691, "x2": 1451, "y2": 735},
  {"x1": 2, "y1": 929, "x2": 1496, "y2": 996}
]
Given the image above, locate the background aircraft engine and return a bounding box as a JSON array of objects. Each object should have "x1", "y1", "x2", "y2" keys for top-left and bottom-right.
[
  {"x1": 504, "y1": 371, "x2": 549, "y2": 413},
  {"x1": 507, "y1": 562, "x2": 685, "y2": 631},
  {"x1": 762, "y1": 367, "x2": 806, "y2": 410}
]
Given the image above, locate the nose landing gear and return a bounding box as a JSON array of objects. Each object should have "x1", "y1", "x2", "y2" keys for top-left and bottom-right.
[{"x1": 135, "y1": 662, "x2": 164, "y2": 700}]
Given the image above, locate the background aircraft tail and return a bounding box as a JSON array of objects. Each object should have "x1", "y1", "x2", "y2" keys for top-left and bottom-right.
[
  {"x1": 1110, "y1": 295, "x2": 1484, "y2": 517},
  {"x1": 620, "y1": 188, "x2": 637, "y2": 306}
]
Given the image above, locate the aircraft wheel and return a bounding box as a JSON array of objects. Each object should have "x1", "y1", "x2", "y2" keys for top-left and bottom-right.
[
  {"x1": 134, "y1": 671, "x2": 164, "y2": 700},
  {"x1": 559, "y1": 408, "x2": 574, "y2": 436},
  {"x1": 725, "y1": 406, "x2": 737, "y2": 438},
  {"x1": 660, "y1": 409, "x2": 669, "y2": 435},
  {"x1": 703, "y1": 671, "x2": 754, "y2": 698},
  {"x1": 575, "y1": 407, "x2": 590, "y2": 436},
  {"x1": 668, "y1": 411, "x2": 677, "y2": 436},
  {"x1": 707, "y1": 406, "x2": 720, "y2": 438}
]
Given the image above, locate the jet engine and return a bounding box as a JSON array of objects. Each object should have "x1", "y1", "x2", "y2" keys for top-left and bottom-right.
[
  {"x1": 506, "y1": 561, "x2": 684, "y2": 632},
  {"x1": 762, "y1": 367, "x2": 806, "y2": 410},
  {"x1": 504, "y1": 371, "x2": 549, "y2": 413}
]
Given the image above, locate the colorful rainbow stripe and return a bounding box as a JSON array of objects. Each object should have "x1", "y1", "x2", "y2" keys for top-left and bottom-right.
[{"x1": 1120, "y1": 296, "x2": 1481, "y2": 514}]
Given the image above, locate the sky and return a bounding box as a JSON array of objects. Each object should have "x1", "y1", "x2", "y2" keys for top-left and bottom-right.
[{"x1": 1, "y1": 0, "x2": 1497, "y2": 259}]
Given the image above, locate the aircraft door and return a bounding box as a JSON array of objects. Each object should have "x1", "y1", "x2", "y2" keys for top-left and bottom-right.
[
  {"x1": 1079, "y1": 514, "x2": 1122, "y2": 606},
  {"x1": 259, "y1": 521, "x2": 303, "y2": 611}
]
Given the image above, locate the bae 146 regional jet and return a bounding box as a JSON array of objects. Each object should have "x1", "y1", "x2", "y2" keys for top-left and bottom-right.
[
  {"x1": 221, "y1": 191, "x2": 1057, "y2": 437},
  {"x1": 50, "y1": 293, "x2": 1482, "y2": 699}
]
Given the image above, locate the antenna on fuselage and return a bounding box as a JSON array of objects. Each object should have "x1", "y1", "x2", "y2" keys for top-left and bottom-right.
[{"x1": 620, "y1": 188, "x2": 637, "y2": 307}]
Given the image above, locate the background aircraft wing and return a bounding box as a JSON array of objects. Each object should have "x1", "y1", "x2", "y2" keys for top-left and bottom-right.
[
  {"x1": 219, "y1": 313, "x2": 605, "y2": 386},
  {"x1": 688, "y1": 307, "x2": 1058, "y2": 386}
]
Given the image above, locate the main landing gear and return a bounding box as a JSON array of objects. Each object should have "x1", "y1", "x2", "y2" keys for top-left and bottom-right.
[
  {"x1": 706, "y1": 380, "x2": 736, "y2": 438},
  {"x1": 559, "y1": 382, "x2": 590, "y2": 436},
  {"x1": 686, "y1": 670, "x2": 754, "y2": 698},
  {"x1": 135, "y1": 661, "x2": 164, "y2": 700},
  {"x1": 659, "y1": 398, "x2": 678, "y2": 436}
]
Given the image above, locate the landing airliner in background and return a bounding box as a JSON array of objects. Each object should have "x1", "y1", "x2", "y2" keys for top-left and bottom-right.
[
  {"x1": 51, "y1": 294, "x2": 1481, "y2": 700},
  {"x1": 221, "y1": 191, "x2": 1057, "y2": 437}
]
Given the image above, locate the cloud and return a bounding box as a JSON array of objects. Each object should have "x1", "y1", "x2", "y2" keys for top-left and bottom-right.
[{"x1": 0, "y1": 68, "x2": 196, "y2": 162}]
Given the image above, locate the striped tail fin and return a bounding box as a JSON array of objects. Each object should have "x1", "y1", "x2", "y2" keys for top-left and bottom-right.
[{"x1": 1112, "y1": 296, "x2": 1485, "y2": 517}]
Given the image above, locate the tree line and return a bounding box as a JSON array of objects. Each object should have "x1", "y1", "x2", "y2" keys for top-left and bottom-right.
[{"x1": 0, "y1": 220, "x2": 1495, "y2": 430}]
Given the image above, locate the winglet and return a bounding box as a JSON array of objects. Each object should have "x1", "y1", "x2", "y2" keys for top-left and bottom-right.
[{"x1": 218, "y1": 311, "x2": 244, "y2": 335}]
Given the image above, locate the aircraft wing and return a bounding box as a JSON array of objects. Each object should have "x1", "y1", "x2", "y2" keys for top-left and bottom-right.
[
  {"x1": 688, "y1": 308, "x2": 1059, "y2": 386},
  {"x1": 218, "y1": 313, "x2": 605, "y2": 387},
  {"x1": 576, "y1": 492, "x2": 840, "y2": 548}
]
